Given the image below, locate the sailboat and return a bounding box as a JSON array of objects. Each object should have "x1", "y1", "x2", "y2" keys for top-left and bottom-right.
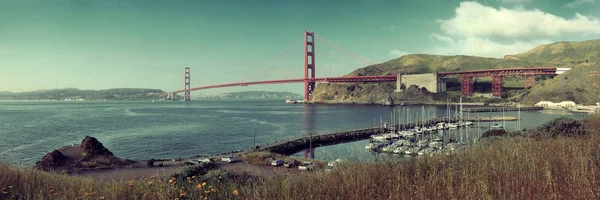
[{"x1": 491, "y1": 108, "x2": 505, "y2": 129}]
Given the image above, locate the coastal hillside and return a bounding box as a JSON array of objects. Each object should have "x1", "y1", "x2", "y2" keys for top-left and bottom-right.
[
  {"x1": 507, "y1": 39, "x2": 600, "y2": 64},
  {"x1": 519, "y1": 62, "x2": 600, "y2": 105},
  {"x1": 0, "y1": 88, "x2": 165, "y2": 101},
  {"x1": 312, "y1": 39, "x2": 600, "y2": 104}
]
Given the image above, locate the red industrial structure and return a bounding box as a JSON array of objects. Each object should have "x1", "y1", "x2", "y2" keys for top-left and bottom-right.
[
  {"x1": 437, "y1": 68, "x2": 558, "y2": 97},
  {"x1": 171, "y1": 31, "x2": 564, "y2": 100}
]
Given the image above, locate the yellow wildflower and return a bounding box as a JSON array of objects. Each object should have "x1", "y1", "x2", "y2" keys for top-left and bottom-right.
[
  {"x1": 100, "y1": 196, "x2": 105, "y2": 200},
  {"x1": 202, "y1": 182, "x2": 207, "y2": 187},
  {"x1": 7, "y1": 186, "x2": 12, "y2": 189},
  {"x1": 197, "y1": 184, "x2": 202, "y2": 190},
  {"x1": 148, "y1": 181, "x2": 153, "y2": 185},
  {"x1": 191, "y1": 176, "x2": 196, "y2": 179},
  {"x1": 232, "y1": 189, "x2": 239, "y2": 196},
  {"x1": 169, "y1": 179, "x2": 174, "y2": 184},
  {"x1": 187, "y1": 177, "x2": 191, "y2": 180}
]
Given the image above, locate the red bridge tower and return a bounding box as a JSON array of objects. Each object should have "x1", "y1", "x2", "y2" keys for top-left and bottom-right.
[
  {"x1": 304, "y1": 31, "x2": 316, "y2": 102},
  {"x1": 184, "y1": 67, "x2": 191, "y2": 101}
]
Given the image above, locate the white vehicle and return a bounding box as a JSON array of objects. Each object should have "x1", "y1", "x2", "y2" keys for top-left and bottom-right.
[
  {"x1": 298, "y1": 161, "x2": 315, "y2": 171},
  {"x1": 199, "y1": 158, "x2": 214, "y2": 163},
  {"x1": 221, "y1": 156, "x2": 235, "y2": 163},
  {"x1": 271, "y1": 159, "x2": 284, "y2": 166}
]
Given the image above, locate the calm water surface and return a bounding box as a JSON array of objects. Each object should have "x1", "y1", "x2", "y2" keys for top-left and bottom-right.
[{"x1": 0, "y1": 100, "x2": 586, "y2": 166}]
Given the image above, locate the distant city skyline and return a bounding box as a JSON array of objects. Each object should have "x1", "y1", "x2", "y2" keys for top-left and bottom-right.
[{"x1": 1, "y1": 0, "x2": 599, "y2": 93}]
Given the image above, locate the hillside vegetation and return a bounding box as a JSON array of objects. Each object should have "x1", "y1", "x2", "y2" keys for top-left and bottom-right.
[
  {"x1": 2, "y1": 116, "x2": 600, "y2": 199},
  {"x1": 0, "y1": 88, "x2": 164, "y2": 101},
  {"x1": 519, "y1": 62, "x2": 600, "y2": 104},
  {"x1": 312, "y1": 39, "x2": 600, "y2": 105},
  {"x1": 509, "y1": 39, "x2": 600, "y2": 64}
]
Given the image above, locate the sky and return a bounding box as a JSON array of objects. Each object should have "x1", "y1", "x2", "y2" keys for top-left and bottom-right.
[{"x1": 1, "y1": 0, "x2": 600, "y2": 93}]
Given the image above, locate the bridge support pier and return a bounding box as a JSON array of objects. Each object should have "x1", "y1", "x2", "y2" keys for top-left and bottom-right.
[
  {"x1": 492, "y1": 75, "x2": 503, "y2": 97},
  {"x1": 304, "y1": 31, "x2": 316, "y2": 102},
  {"x1": 184, "y1": 67, "x2": 191, "y2": 101},
  {"x1": 524, "y1": 74, "x2": 535, "y2": 88},
  {"x1": 304, "y1": 148, "x2": 315, "y2": 159},
  {"x1": 460, "y1": 75, "x2": 473, "y2": 96}
]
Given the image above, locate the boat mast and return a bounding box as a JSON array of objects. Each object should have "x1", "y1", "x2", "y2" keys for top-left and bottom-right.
[{"x1": 459, "y1": 96, "x2": 463, "y2": 126}]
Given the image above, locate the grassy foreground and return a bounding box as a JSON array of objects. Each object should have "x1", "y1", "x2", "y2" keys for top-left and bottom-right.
[{"x1": 3, "y1": 118, "x2": 600, "y2": 199}]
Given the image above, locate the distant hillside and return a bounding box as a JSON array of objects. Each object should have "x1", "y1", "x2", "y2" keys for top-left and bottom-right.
[
  {"x1": 195, "y1": 91, "x2": 302, "y2": 99},
  {"x1": 348, "y1": 54, "x2": 551, "y2": 77},
  {"x1": 0, "y1": 88, "x2": 165, "y2": 101},
  {"x1": 519, "y1": 62, "x2": 600, "y2": 105},
  {"x1": 507, "y1": 39, "x2": 600, "y2": 64},
  {"x1": 312, "y1": 39, "x2": 600, "y2": 105}
]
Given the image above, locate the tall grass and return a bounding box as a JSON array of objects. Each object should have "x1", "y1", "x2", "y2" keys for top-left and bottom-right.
[{"x1": 2, "y1": 118, "x2": 600, "y2": 199}]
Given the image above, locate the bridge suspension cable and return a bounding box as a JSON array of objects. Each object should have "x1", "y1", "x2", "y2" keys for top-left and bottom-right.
[
  {"x1": 237, "y1": 39, "x2": 300, "y2": 83},
  {"x1": 314, "y1": 33, "x2": 387, "y2": 73}
]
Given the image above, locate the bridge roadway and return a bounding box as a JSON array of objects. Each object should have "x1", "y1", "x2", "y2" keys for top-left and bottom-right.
[
  {"x1": 170, "y1": 67, "x2": 566, "y2": 98},
  {"x1": 172, "y1": 75, "x2": 397, "y2": 93}
]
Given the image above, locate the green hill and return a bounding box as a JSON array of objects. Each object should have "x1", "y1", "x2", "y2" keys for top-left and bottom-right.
[
  {"x1": 312, "y1": 39, "x2": 600, "y2": 105},
  {"x1": 508, "y1": 39, "x2": 600, "y2": 64},
  {"x1": 0, "y1": 88, "x2": 165, "y2": 101},
  {"x1": 519, "y1": 62, "x2": 600, "y2": 105}
]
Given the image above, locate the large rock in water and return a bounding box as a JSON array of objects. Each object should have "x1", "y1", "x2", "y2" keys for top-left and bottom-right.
[
  {"x1": 36, "y1": 150, "x2": 68, "y2": 170},
  {"x1": 36, "y1": 136, "x2": 137, "y2": 172},
  {"x1": 80, "y1": 136, "x2": 114, "y2": 158}
]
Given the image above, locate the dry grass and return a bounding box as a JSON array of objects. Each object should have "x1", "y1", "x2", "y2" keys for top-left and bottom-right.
[{"x1": 3, "y1": 118, "x2": 600, "y2": 199}]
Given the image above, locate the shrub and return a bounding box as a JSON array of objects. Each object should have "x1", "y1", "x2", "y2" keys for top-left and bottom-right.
[
  {"x1": 179, "y1": 162, "x2": 215, "y2": 179},
  {"x1": 147, "y1": 159, "x2": 155, "y2": 167},
  {"x1": 528, "y1": 117, "x2": 587, "y2": 139},
  {"x1": 482, "y1": 129, "x2": 507, "y2": 138},
  {"x1": 483, "y1": 98, "x2": 502, "y2": 106}
]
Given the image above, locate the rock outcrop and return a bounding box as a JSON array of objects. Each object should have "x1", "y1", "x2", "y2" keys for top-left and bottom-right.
[
  {"x1": 36, "y1": 136, "x2": 136, "y2": 172},
  {"x1": 36, "y1": 150, "x2": 68, "y2": 171},
  {"x1": 80, "y1": 136, "x2": 114, "y2": 159}
]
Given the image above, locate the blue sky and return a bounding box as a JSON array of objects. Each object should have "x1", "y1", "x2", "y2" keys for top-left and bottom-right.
[{"x1": 1, "y1": 0, "x2": 599, "y2": 93}]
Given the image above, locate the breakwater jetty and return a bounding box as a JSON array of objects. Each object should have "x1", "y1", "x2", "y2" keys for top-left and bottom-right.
[{"x1": 463, "y1": 106, "x2": 543, "y2": 113}]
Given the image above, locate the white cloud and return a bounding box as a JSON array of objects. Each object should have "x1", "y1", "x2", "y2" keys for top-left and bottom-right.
[
  {"x1": 382, "y1": 25, "x2": 399, "y2": 31},
  {"x1": 389, "y1": 50, "x2": 408, "y2": 58},
  {"x1": 429, "y1": 1, "x2": 600, "y2": 58},
  {"x1": 564, "y1": 0, "x2": 595, "y2": 8},
  {"x1": 440, "y1": 2, "x2": 600, "y2": 38},
  {"x1": 496, "y1": 0, "x2": 532, "y2": 4}
]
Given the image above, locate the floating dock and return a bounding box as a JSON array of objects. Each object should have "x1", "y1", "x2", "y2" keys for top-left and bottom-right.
[{"x1": 463, "y1": 106, "x2": 543, "y2": 113}]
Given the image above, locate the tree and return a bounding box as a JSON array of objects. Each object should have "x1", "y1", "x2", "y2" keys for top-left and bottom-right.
[
  {"x1": 147, "y1": 159, "x2": 155, "y2": 167},
  {"x1": 586, "y1": 59, "x2": 589, "y2": 63}
]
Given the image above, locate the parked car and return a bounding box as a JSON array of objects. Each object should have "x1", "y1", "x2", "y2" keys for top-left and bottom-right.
[
  {"x1": 200, "y1": 158, "x2": 214, "y2": 163},
  {"x1": 271, "y1": 159, "x2": 284, "y2": 166},
  {"x1": 221, "y1": 156, "x2": 235, "y2": 163},
  {"x1": 298, "y1": 161, "x2": 315, "y2": 171}
]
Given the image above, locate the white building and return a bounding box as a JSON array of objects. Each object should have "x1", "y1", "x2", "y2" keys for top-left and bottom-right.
[{"x1": 535, "y1": 101, "x2": 576, "y2": 108}]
